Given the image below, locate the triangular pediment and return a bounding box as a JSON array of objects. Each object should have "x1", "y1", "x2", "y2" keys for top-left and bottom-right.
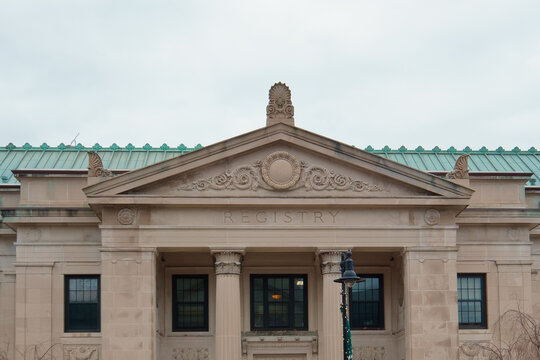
[{"x1": 83, "y1": 124, "x2": 473, "y2": 202}]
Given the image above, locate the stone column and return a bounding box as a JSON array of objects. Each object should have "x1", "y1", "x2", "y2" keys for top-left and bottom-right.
[
  {"x1": 213, "y1": 250, "x2": 244, "y2": 360},
  {"x1": 318, "y1": 250, "x2": 344, "y2": 360},
  {"x1": 101, "y1": 248, "x2": 157, "y2": 360},
  {"x1": 403, "y1": 247, "x2": 459, "y2": 360}
]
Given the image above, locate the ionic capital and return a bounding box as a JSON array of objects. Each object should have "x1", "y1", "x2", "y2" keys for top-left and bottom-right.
[
  {"x1": 317, "y1": 250, "x2": 345, "y2": 275},
  {"x1": 212, "y1": 250, "x2": 244, "y2": 275}
]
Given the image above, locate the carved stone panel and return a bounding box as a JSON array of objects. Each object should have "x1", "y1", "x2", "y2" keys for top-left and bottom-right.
[
  {"x1": 253, "y1": 356, "x2": 305, "y2": 360},
  {"x1": 353, "y1": 346, "x2": 385, "y2": 360},
  {"x1": 172, "y1": 347, "x2": 209, "y2": 360},
  {"x1": 63, "y1": 345, "x2": 100, "y2": 360}
]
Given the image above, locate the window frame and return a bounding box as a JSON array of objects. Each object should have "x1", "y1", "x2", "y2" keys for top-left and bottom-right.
[
  {"x1": 457, "y1": 273, "x2": 487, "y2": 329},
  {"x1": 349, "y1": 274, "x2": 384, "y2": 330},
  {"x1": 172, "y1": 274, "x2": 209, "y2": 332},
  {"x1": 250, "y1": 274, "x2": 308, "y2": 331},
  {"x1": 64, "y1": 275, "x2": 101, "y2": 333}
]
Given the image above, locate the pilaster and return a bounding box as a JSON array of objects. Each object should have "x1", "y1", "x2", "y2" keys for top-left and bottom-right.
[
  {"x1": 100, "y1": 247, "x2": 157, "y2": 360},
  {"x1": 318, "y1": 250, "x2": 345, "y2": 360},
  {"x1": 14, "y1": 262, "x2": 54, "y2": 360},
  {"x1": 213, "y1": 250, "x2": 244, "y2": 360},
  {"x1": 403, "y1": 246, "x2": 459, "y2": 360}
]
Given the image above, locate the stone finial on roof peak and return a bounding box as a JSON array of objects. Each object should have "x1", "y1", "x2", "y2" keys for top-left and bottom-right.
[{"x1": 266, "y1": 82, "x2": 294, "y2": 127}]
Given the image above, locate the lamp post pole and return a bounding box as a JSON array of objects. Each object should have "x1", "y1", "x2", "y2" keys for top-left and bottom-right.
[{"x1": 334, "y1": 250, "x2": 364, "y2": 360}]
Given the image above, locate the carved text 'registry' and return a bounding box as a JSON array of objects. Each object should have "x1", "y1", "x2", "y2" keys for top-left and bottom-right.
[{"x1": 223, "y1": 209, "x2": 340, "y2": 224}]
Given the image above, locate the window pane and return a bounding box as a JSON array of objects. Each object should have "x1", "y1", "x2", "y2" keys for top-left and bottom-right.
[
  {"x1": 251, "y1": 275, "x2": 307, "y2": 331},
  {"x1": 173, "y1": 275, "x2": 208, "y2": 332},
  {"x1": 457, "y1": 274, "x2": 486, "y2": 329},
  {"x1": 350, "y1": 275, "x2": 383, "y2": 330},
  {"x1": 65, "y1": 276, "x2": 100, "y2": 332}
]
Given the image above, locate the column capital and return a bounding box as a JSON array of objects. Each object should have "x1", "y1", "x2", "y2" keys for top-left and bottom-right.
[
  {"x1": 317, "y1": 250, "x2": 346, "y2": 275},
  {"x1": 212, "y1": 250, "x2": 244, "y2": 275}
]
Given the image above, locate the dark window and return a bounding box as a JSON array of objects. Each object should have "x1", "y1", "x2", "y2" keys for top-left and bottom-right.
[
  {"x1": 250, "y1": 274, "x2": 308, "y2": 331},
  {"x1": 172, "y1": 275, "x2": 209, "y2": 332},
  {"x1": 349, "y1": 274, "x2": 384, "y2": 330},
  {"x1": 458, "y1": 274, "x2": 487, "y2": 329},
  {"x1": 64, "y1": 275, "x2": 100, "y2": 332}
]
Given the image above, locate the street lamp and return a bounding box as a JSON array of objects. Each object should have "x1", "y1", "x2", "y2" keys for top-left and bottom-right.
[{"x1": 334, "y1": 250, "x2": 364, "y2": 360}]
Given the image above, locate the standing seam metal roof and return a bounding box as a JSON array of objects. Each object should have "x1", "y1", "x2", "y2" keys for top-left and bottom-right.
[{"x1": 0, "y1": 143, "x2": 538, "y2": 186}]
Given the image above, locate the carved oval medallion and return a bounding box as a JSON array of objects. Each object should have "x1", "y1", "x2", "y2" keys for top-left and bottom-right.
[
  {"x1": 424, "y1": 209, "x2": 440, "y2": 225},
  {"x1": 117, "y1": 208, "x2": 135, "y2": 225},
  {"x1": 261, "y1": 152, "x2": 301, "y2": 190}
]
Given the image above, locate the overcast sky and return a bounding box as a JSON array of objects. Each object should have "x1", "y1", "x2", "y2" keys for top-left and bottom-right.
[{"x1": 1, "y1": 0, "x2": 539, "y2": 151}]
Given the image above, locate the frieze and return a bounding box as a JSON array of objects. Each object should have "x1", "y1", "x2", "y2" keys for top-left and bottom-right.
[
  {"x1": 177, "y1": 152, "x2": 384, "y2": 193},
  {"x1": 172, "y1": 348, "x2": 209, "y2": 360},
  {"x1": 64, "y1": 345, "x2": 99, "y2": 360},
  {"x1": 353, "y1": 346, "x2": 385, "y2": 360}
]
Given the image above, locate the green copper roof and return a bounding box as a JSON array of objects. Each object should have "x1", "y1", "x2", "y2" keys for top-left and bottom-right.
[{"x1": 0, "y1": 143, "x2": 538, "y2": 186}]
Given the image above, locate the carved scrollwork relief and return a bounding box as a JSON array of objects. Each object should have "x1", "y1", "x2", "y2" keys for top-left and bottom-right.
[
  {"x1": 254, "y1": 357, "x2": 305, "y2": 360},
  {"x1": 172, "y1": 348, "x2": 209, "y2": 360},
  {"x1": 458, "y1": 343, "x2": 492, "y2": 360},
  {"x1": 64, "y1": 345, "x2": 99, "y2": 360},
  {"x1": 353, "y1": 346, "x2": 385, "y2": 360},
  {"x1": 178, "y1": 152, "x2": 384, "y2": 193}
]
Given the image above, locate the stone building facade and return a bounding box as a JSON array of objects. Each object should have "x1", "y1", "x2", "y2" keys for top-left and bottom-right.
[{"x1": 1, "y1": 84, "x2": 539, "y2": 360}]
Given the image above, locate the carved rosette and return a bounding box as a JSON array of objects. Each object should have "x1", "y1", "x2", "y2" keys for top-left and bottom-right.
[
  {"x1": 87, "y1": 151, "x2": 112, "y2": 177},
  {"x1": 172, "y1": 347, "x2": 209, "y2": 360},
  {"x1": 424, "y1": 209, "x2": 440, "y2": 225},
  {"x1": 117, "y1": 208, "x2": 136, "y2": 225},
  {"x1": 178, "y1": 153, "x2": 384, "y2": 194},
  {"x1": 64, "y1": 345, "x2": 99, "y2": 360},
  {"x1": 213, "y1": 251, "x2": 243, "y2": 275},
  {"x1": 319, "y1": 251, "x2": 343, "y2": 275},
  {"x1": 261, "y1": 151, "x2": 301, "y2": 190}
]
